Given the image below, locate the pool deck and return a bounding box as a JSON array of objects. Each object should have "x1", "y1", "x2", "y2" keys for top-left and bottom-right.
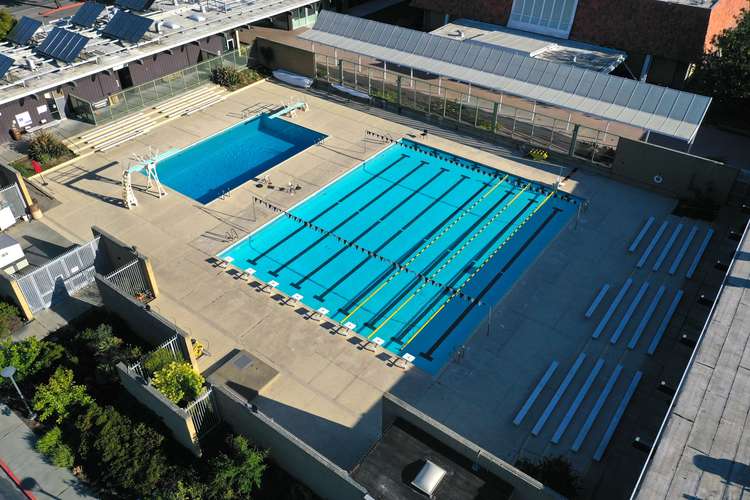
[{"x1": 32, "y1": 79, "x2": 715, "y2": 496}]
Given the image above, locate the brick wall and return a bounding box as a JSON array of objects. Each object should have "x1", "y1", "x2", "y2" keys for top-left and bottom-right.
[{"x1": 704, "y1": 0, "x2": 747, "y2": 50}]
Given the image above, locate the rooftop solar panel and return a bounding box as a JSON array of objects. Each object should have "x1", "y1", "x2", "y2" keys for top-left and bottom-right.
[
  {"x1": 115, "y1": 0, "x2": 156, "y2": 11},
  {"x1": 102, "y1": 11, "x2": 153, "y2": 44},
  {"x1": 71, "y1": 2, "x2": 106, "y2": 28},
  {"x1": 37, "y1": 28, "x2": 89, "y2": 63},
  {"x1": 6, "y1": 16, "x2": 42, "y2": 45},
  {"x1": 0, "y1": 54, "x2": 14, "y2": 80}
]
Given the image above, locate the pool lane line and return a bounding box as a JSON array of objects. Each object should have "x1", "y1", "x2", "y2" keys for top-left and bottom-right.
[
  {"x1": 403, "y1": 190, "x2": 557, "y2": 354},
  {"x1": 248, "y1": 153, "x2": 410, "y2": 265},
  {"x1": 315, "y1": 176, "x2": 484, "y2": 302},
  {"x1": 269, "y1": 160, "x2": 428, "y2": 277},
  {"x1": 290, "y1": 167, "x2": 449, "y2": 288},
  {"x1": 339, "y1": 174, "x2": 510, "y2": 322},
  {"x1": 388, "y1": 198, "x2": 536, "y2": 344},
  {"x1": 364, "y1": 186, "x2": 533, "y2": 339}
]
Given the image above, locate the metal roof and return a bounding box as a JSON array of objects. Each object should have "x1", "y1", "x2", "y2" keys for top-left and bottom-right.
[{"x1": 300, "y1": 11, "x2": 711, "y2": 142}]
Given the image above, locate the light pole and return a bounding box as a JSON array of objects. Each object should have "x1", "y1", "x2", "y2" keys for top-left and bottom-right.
[{"x1": 1, "y1": 366, "x2": 36, "y2": 420}]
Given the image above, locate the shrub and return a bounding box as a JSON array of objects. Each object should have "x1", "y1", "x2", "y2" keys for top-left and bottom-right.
[
  {"x1": 0, "y1": 301, "x2": 20, "y2": 339},
  {"x1": 77, "y1": 324, "x2": 141, "y2": 382},
  {"x1": 0, "y1": 337, "x2": 42, "y2": 385},
  {"x1": 211, "y1": 67, "x2": 261, "y2": 90},
  {"x1": 516, "y1": 455, "x2": 581, "y2": 499},
  {"x1": 33, "y1": 367, "x2": 93, "y2": 423},
  {"x1": 0, "y1": 9, "x2": 15, "y2": 40},
  {"x1": 27, "y1": 131, "x2": 70, "y2": 164},
  {"x1": 36, "y1": 426, "x2": 74, "y2": 468},
  {"x1": 209, "y1": 435, "x2": 267, "y2": 499},
  {"x1": 152, "y1": 361, "x2": 204, "y2": 406},
  {"x1": 143, "y1": 348, "x2": 176, "y2": 378},
  {"x1": 76, "y1": 403, "x2": 170, "y2": 496}
]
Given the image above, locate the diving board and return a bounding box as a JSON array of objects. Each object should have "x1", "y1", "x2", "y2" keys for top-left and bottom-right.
[
  {"x1": 593, "y1": 371, "x2": 643, "y2": 461},
  {"x1": 610, "y1": 282, "x2": 649, "y2": 345},
  {"x1": 572, "y1": 364, "x2": 623, "y2": 452},
  {"x1": 513, "y1": 361, "x2": 559, "y2": 426},
  {"x1": 531, "y1": 353, "x2": 586, "y2": 436},
  {"x1": 686, "y1": 228, "x2": 714, "y2": 279},
  {"x1": 629, "y1": 217, "x2": 655, "y2": 253},
  {"x1": 647, "y1": 290, "x2": 684, "y2": 355},
  {"x1": 592, "y1": 279, "x2": 632, "y2": 339},
  {"x1": 652, "y1": 224, "x2": 683, "y2": 272},
  {"x1": 552, "y1": 358, "x2": 604, "y2": 444},
  {"x1": 637, "y1": 221, "x2": 668, "y2": 268},
  {"x1": 585, "y1": 284, "x2": 610, "y2": 319},
  {"x1": 669, "y1": 226, "x2": 698, "y2": 275},
  {"x1": 627, "y1": 285, "x2": 666, "y2": 350}
]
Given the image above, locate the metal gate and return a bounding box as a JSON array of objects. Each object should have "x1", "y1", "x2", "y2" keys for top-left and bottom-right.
[
  {"x1": 186, "y1": 387, "x2": 221, "y2": 438},
  {"x1": 15, "y1": 237, "x2": 101, "y2": 313},
  {"x1": 0, "y1": 184, "x2": 27, "y2": 220}
]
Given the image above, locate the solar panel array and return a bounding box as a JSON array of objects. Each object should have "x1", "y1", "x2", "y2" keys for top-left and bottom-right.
[
  {"x1": 301, "y1": 11, "x2": 712, "y2": 142},
  {"x1": 37, "y1": 28, "x2": 89, "y2": 63},
  {"x1": 6, "y1": 16, "x2": 42, "y2": 45},
  {"x1": 0, "y1": 54, "x2": 14, "y2": 80},
  {"x1": 115, "y1": 0, "x2": 156, "y2": 11},
  {"x1": 103, "y1": 11, "x2": 153, "y2": 44},
  {"x1": 71, "y1": 1, "x2": 106, "y2": 28}
]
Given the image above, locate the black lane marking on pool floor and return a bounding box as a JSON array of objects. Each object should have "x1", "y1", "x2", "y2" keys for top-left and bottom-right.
[
  {"x1": 248, "y1": 153, "x2": 409, "y2": 265},
  {"x1": 420, "y1": 207, "x2": 562, "y2": 360},
  {"x1": 314, "y1": 174, "x2": 477, "y2": 302},
  {"x1": 290, "y1": 168, "x2": 449, "y2": 289},
  {"x1": 337, "y1": 185, "x2": 512, "y2": 316},
  {"x1": 269, "y1": 160, "x2": 428, "y2": 277},
  {"x1": 389, "y1": 198, "x2": 536, "y2": 344}
]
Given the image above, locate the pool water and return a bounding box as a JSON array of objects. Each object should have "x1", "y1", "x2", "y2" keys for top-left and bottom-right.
[
  {"x1": 156, "y1": 114, "x2": 326, "y2": 203},
  {"x1": 220, "y1": 139, "x2": 580, "y2": 373}
]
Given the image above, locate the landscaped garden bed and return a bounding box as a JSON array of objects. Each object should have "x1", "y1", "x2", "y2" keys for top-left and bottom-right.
[{"x1": 10, "y1": 131, "x2": 76, "y2": 178}]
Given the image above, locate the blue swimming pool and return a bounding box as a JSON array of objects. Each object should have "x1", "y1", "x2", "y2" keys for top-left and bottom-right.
[
  {"x1": 220, "y1": 140, "x2": 580, "y2": 373},
  {"x1": 156, "y1": 114, "x2": 326, "y2": 203}
]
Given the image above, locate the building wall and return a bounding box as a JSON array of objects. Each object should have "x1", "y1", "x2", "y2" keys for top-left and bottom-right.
[
  {"x1": 705, "y1": 0, "x2": 747, "y2": 49},
  {"x1": 127, "y1": 35, "x2": 225, "y2": 86}
]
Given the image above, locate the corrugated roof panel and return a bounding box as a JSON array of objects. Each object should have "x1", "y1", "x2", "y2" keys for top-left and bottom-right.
[
  {"x1": 506, "y1": 54, "x2": 526, "y2": 79},
  {"x1": 573, "y1": 71, "x2": 596, "y2": 96},
  {"x1": 515, "y1": 57, "x2": 536, "y2": 81},
  {"x1": 683, "y1": 95, "x2": 710, "y2": 124},
  {"x1": 612, "y1": 78, "x2": 637, "y2": 107},
  {"x1": 548, "y1": 65, "x2": 572, "y2": 91},
  {"x1": 640, "y1": 86, "x2": 667, "y2": 114},
  {"x1": 655, "y1": 88, "x2": 681, "y2": 117},
  {"x1": 493, "y1": 51, "x2": 514, "y2": 76},
  {"x1": 465, "y1": 44, "x2": 486, "y2": 69},
  {"x1": 561, "y1": 67, "x2": 585, "y2": 93},
  {"x1": 599, "y1": 78, "x2": 623, "y2": 103},
  {"x1": 481, "y1": 50, "x2": 503, "y2": 73},
  {"x1": 667, "y1": 93, "x2": 694, "y2": 122},
  {"x1": 526, "y1": 59, "x2": 547, "y2": 85}
]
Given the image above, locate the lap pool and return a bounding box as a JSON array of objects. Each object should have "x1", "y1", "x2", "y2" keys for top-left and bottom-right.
[
  {"x1": 156, "y1": 114, "x2": 325, "y2": 203},
  {"x1": 220, "y1": 139, "x2": 581, "y2": 373}
]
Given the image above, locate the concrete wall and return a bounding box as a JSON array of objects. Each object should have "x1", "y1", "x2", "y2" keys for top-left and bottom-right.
[
  {"x1": 0, "y1": 163, "x2": 32, "y2": 208},
  {"x1": 382, "y1": 394, "x2": 564, "y2": 500},
  {"x1": 238, "y1": 30, "x2": 315, "y2": 77},
  {"x1": 212, "y1": 384, "x2": 370, "y2": 500},
  {"x1": 91, "y1": 226, "x2": 160, "y2": 299},
  {"x1": 0, "y1": 269, "x2": 32, "y2": 321},
  {"x1": 116, "y1": 362, "x2": 201, "y2": 456},
  {"x1": 611, "y1": 137, "x2": 739, "y2": 205}
]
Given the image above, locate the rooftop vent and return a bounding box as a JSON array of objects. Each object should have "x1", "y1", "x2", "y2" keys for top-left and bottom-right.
[{"x1": 411, "y1": 460, "x2": 447, "y2": 498}]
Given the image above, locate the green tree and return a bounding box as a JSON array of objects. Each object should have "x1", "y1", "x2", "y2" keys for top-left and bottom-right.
[
  {"x1": 0, "y1": 337, "x2": 42, "y2": 385},
  {"x1": 691, "y1": 8, "x2": 750, "y2": 104},
  {"x1": 516, "y1": 455, "x2": 581, "y2": 499},
  {"x1": 0, "y1": 10, "x2": 15, "y2": 40},
  {"x1": 76, "y1": 404, "x2": 170, "y2": 496},
  {"x1": 0, "y1": 301, "x2": 20, "y2": 339},
  {"x1": 152, "y1": 361, "x2": 204, "y2": 406},
  {"x1": 35, "y1": 426, "x2": 74, "y2": 468},
  {"x1": 32, "y1": 367, "x2": 93, "y2": 423},
  {"x1": 77, "y1": 324, "x2": 141, "y2": 382},
  {"x1": 208, "y1": 435, "x2": 267, "y2": 499},
  {"x1": 143, "y1": 348, "x2": 177, "y2": 378}
]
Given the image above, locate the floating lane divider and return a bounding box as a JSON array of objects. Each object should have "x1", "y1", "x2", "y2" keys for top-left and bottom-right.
[
  {"x1": 647, "y1": 289, "x2": 684, "y2": 355},
  {"x1": 513, "y1": 361, "x2": 559, "y2": 426},
  {"x1": 585, "y1": 284, "x2": 610, "y2": 318},
  {"x1": 532, "y1": 352, "x2": 586, "y2": 436},
  {"x1": 366, "y1": 182, "x2": 531, "y2": 339},
  {"x1": 593, "y1": 371, "x2": 643, "y2": 461},
  {"x1": 340, "y1": 174, "x2": 510, "y2": 323},
  {"x1": 627, "y1": 285, "x2": 666, "y2": 350},
  {"x1": 571, "y1": 364, "x2": 623, "y2": 452},
  {"x1": 629, "y1": 216, "x2": 655, "y2": 253},
  {"x1": 637, "y1": 221, "x2": 668, "y2": 268},
  {"x1": 686, "y1": 228, "x2": 714, "y2": 279},
  {"x1": 669, "y1": 225, "x2": 698, "y2": 275},
  {"x1": 653, "y1": 223, "x2": 683, "y2": 272},
  {"x1": 401, "y1": 189, "x2": 555, "y2": 351},
  {"x1": 592, "y1": 278, "x2": 633, "y2": 339}
]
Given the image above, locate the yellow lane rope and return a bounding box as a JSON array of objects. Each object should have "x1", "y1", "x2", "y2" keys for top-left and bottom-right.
[
  {"x1": 365, "y1": 183, "x2": 531, "y2": 339},
  {"x1": 340, "y1": 174, "x2": 509, "y2": 323},
  {"x1": 400, "y1": 189, "x2": 556, "y2": 350}
]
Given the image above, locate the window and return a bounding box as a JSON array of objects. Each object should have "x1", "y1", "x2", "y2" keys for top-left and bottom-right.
[{"x1": 508, "y1": 0, "x2": 580, "y2": 38}]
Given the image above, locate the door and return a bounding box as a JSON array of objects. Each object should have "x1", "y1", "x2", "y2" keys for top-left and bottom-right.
[{"x1": 117, "y1": 67, "x2": 134, "y2": 89}]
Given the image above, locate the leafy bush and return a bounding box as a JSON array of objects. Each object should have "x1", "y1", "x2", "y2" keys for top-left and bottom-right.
[
  {"x1": 0, "y1": 337, "x2": 43, "y2": 385},
  {"x1": 76, "y1": 324, "x2": 141, "y2": 382},
  {"x1": 36, "y1": 426, "x2": 74, "y2": 468},
  {"x1": 0, "y1": 9, "x2": 15, "y2": 40},
  {"x1": 516, "y1": 455, "x2": 581, "y2": 499},
  {"x1": 0, "y1": 301, "x2": 20, "y2": 339},
  {"x1": 143, "y1": 348, "x2": 176, "y2": 378},
  {"x1": 210, "y1": 66, "x2": 262, "y2": 90},
  {"x1": 152, "y1": 361, "x2": 204, "y2": 406},
  {"x1": 209, "y1": 435, "x2": 267, "y2": 499},
  {"x1": 27, "y1": 131, "x2": 71, "y2": 164},
  {"x1": 33, "y1": 367, "x2": 93, "y2": 423},
  {"x1": 76, "y1": 403, "x2": 170, "y2": 496}
]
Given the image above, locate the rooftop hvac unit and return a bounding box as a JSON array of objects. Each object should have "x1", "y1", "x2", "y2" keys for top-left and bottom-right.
[
  {"x1": 411, "y1": 460, "x2": 447, "y2": 498},
  {"x1": 26, "y1": 58, "x2": 36, "y2": 70}
]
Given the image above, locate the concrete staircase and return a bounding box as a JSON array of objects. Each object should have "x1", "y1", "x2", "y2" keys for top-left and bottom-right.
[{"x1": 65, "y1": 84, "x2": 228, "y2": 155}]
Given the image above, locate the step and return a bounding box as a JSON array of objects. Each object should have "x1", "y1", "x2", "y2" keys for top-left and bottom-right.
[
  {"x1": 96, "y1": 128, "x2": 149, "y2": 152},
  {"x1": 155, "y1": 87, "x2": 221, "y2": 113},
  {"x1": 182, "y1": 94, "x2": 227, "y2": 116},
  {"x1": 77, "y1": 113, "x2": 147, "y2": 143},
  {"x1": 160, "y1": 89, "x2": 224, "y2": 116},
  {"x1": 87, "y1": 118, "x2": 156, "y2": 147},
  {"x1": 154, "y1": 85, "x2": 217, "y2": 110}
]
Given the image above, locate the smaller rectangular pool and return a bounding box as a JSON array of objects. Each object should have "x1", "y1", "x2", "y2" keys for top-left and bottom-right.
[{"x1": 155, "y1": 114, "x2": 326, "y2": 203}]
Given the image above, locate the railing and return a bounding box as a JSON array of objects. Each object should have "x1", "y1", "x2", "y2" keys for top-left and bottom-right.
[
  {"x1": 315, "y1": 54, "x2": 622, "y2": 167},
  {"x1": 104, "y1": 259, "x2": 152, "y2": 302},
  {"x1": 186, "y1": 386, "x2": 221, "y2": 438},
  {"x1": 0, "y1": 184, "x2": 27, "y2": 220},
  {"x1": 68, "y1": 47, "x2": 250, "y2": 126},
  {"x1": 127, "y1": 334, "x2": 183, "y2": 382}
]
